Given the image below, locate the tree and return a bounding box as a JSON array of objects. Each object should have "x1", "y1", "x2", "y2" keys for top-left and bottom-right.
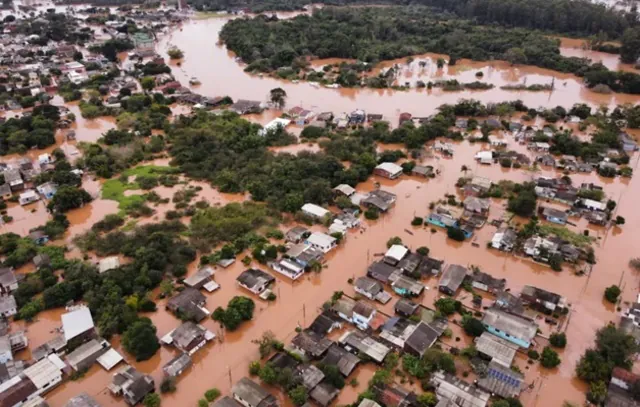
[
  {"x1": 576, "y1": 349, "x2": 613, "y2": 383},
  {"x1": 269, "y1": 87, "x2": 287, "y2": 109},
  {"x1": 586, "y1": 380, "x2": 608, "y2": 405},
  {"x1": 508, "y1": 189, "x2": 537, "y2": 217},
  {"x1": 504, "y1": 47, "x2": 528, "y2": 65},
  {"x1": 435, "y1": 298, "x2": 458, "y2": 316},
  {"x1": 141, "y1": 76, "x2": 156, "y2": 91},
  {"x1": 386, "y1": 236, "x2": 402, "y2": 248},
  {"x1": 604, "y1": 285, "x2": 621, "y2": 303},
  {"x1": 550, "y1": 332, "x2": 567, "y2": 348},
  {"x1": 205, "y1": 388, "x2": 221, "y2": 402},
  {"x1": 288, "y1": 385, "x2": 308, "y2": 406},
  {"x1": 417, "y1": 246, "x2": 429, "y2": 256},
  {"x1": 122, "y1": 318, "x2": 160, "y2": 361},
  {"x1": 621, "y1": 27, "x2": 640, "y2": 64},
  {"x1": 160, "y1": 376, "x2": 176, "y2": 393},
  {"x1": 167, "y1": 47, "x2": 184, "y2": 59},
  {"x1": 47, "y1": 186, "x2": 92, "y2": 213},
  {"x1": 228, "y1": 296, "x2": 255, "y2": 320},
  {"x1": 616, "y1": 216, "x2": 626, "y2": 225},
  {"x1": 143, "y1": 393, "x2": 160, "y2": 407},
  {"x1": 462, "y1": 315, "x2": 485, "y2": 337},
  {"x1": 540, "y1": 346, "x2": 561, "y2": 368},
  {"x1": 259, "y1": 363, "x2": 278, "y2": 385},
  {"x1": 447, "y1": 227, "x2": 466, "y2": 241},
  {"x1": 323, "y1": 364, "x2": 345, "y2": 389},
  {"x1": 549, "y1": 254, "x2": 563, "y2": 271},
  {"x1": 416, "y1": 393, "x2": 437, "y2": 407}
]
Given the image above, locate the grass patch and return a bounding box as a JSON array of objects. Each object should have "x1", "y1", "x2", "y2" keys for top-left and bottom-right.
[
  {"x1": 539, "y1": 224, "x2": 593, "y2": 247},
  {"x1": 102, "y1": 166, "x2": 178, "y2": 212}
]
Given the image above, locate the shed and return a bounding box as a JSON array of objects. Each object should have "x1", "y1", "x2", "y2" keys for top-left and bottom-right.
[
  {"x1": 384, "y1": 245, "x2": 408, "y2": 266},
  {"x1": 163, "y1": 353, "x2": 192, "y2": 378},
  {"x1": 61, "y1": 307, "x2": 95, "y2": 342},
  {"x1": 96, "y1": 348, "x2": 124, "y2": 371},
  {"x1": 231, "y1": 377, "x2": 278, "y2": 407},
  {"x1": 439, "y1": 265, "x2": 469, "y2": 295}
]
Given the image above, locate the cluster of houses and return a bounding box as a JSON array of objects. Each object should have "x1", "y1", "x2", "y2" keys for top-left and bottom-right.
[{"x1": 535, "y1": 177, "x2": 612, "y2": 226}]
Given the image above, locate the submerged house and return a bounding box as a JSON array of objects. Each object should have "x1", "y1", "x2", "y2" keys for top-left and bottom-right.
[
  {"x1": 161, "y1": 321, "x2": 214, "y2": 356},
  {"x1": 109, "y1": 365, "x2": 155, "y2": 406},
  {"x1": 439, "y1": 264, "x2": 468, "y2": 295},
  {"x1": 469, "y1": 269, "x2": 506, "y2": 294},
  {"x1": 490, "y1": 228, "x2": 517, "y2": 252},
  {"x1": 520, "y1": 285, "x2": 568, "y2": 313},
  {"x1": 361, "y1": 189, "x2": 397, "y2": 213},
  {"x1": 166, "y1": 288, "x2": 209, "y2": 322},
  {"x1": 232, "y1": 378, "x2": 278, "y2": 407},
  {"x1": 482, "y1": 308, "x2": 538, "y2": 348},
  {"x1": 477, "y1": 359, "x2": 524, "y2": 399},
  {"x1": 354, "y1": 276, "x2": 391, "y2": 304},
  {"x1": 374, "y1": 162, "x2": 403, "y2": 180},
  {"x1": 237, "y1": 269, "x2": 275, "y2": 295},
  {"x1": 339, "y1": 330, "x2": 390, "y2": 364}
]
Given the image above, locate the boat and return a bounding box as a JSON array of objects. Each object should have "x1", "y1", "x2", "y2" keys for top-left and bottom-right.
[{"x1": 189, "y1": 77, "x2": 201, "y2": 85}]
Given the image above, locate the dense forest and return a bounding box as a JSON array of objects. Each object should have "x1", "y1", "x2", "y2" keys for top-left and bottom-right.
[
  {"x1": 196, "y1": 0, "x2": 637, "y2": 38},
  {"x1": 220, "y1": 7, "x2": 640, "y2": 93}
]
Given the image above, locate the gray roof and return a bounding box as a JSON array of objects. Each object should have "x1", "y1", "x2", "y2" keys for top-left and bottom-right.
[
  {"x1": 162, "y1": 353, "x2": 192, "y2": 377},
  {"x1": 232, "y1": 377, "x2": 276, "y2": 407},
  {"x1": 321, "y1": 344, "x2": 359, "y2": 376},
  {"x1": 355, "y1": 276, "x2": 383, "y2": 296},
  {"x1": 481, "y1": 308, "x2": 538, "y2": 345},
  {"x1": 477, "y1": 360, "x2": 524, "y2": 398},
  {"x1": 310, "y1": 382, "x2": 339, "y2": 407},
  {"x1": 474, "y1": 332, "x2": 517, "y2": 367},
  {"x1": 470, "y1": 270, "x2": 506, "y2": 292},
  {"x1": 339, "y1": 330, "x2": 390, "y2": 363},
  {"x1": 332, "y1": 297, "x2": 356, "y2": 318},
  {"x1": 0, "y1": 268, "x2": 16, "y2": 289},
  {"x1": 439, "y1": 264, "x2": 469, "y2": 293},
  {"x1": 542, "y1": 207, "x2": 568, "y2": 221},
  {"x1": 213, "y1": 396, "x2": 243, "y2": 407},
  {"x1": 183, "y1": 267, "x2": 214, "y2": 288},
  {"x1": 3, "y1": 169, "x2": 22, "y2": 184},
  {"x1": 295, "y1": 364, "x2": 324, "y2": 390},
  {"x1": 430, "y1": 371, "x2": 490, "y2": 407},
  {"x1": 405, "y1": 322, "x2": 439, "y2": 355},
  {"x1": 394, "y1": 299, "x2": 419, "y2": 316},
  {"x1": 64, "y1": 392, "x2": 101, "y2": 407},
  {"x1": 290, "y1": 330, "x2": 333, "y2": 358},
  {"x1": 0, "y1": 296, "x2": 16, "y2": 315},
  {"x1": 352, "y1": 301, "x2": 375, "y2": 319},
  {"x1": 167, "y1": 288, "x2": 207, "y2": 321},
  {"x1": 170, "y1": 322, "x2": 206, "y2": 350},
  {"x1": 237, "y1": 269, "x2": 275, "y2": 290}
]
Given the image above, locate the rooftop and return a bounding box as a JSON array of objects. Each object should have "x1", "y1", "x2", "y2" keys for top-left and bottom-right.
[
  {"x1": 482, "y1": 308, "x2": 538, "y2": 344},
  {"x1": 61, "y1": 307, "x2": 94, "y2": 342},
  {"x1": 474, "y1": 332, "x2": 518, "y2": 367}
]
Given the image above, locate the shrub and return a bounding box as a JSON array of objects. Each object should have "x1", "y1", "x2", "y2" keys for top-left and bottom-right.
[
  {"x1": 527, "y1": 350, "x2": 540, "y2": 360},
  {"x1": 447, "y1": 227, "x2": 466, "y2": 241},
  {"x1": 550, "y1": 332, "x2": 567, "y2": 348},
  {"x1": 205, "y1": 388, "x2": 221, "y2": 402},
  {"x1": 411, "y1": 216, "x2": 423, "y2": 226},
  {"x1": 604, "y1": 285, "x2": 621, "y2": 303},
  {"x1": 540, "y1": 346, "x2": 561, "y2": 368}
]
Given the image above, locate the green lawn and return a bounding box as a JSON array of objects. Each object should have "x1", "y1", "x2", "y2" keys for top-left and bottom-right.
[{"x1": 102, "y1": 165, "x2": 175, "y2": 212}]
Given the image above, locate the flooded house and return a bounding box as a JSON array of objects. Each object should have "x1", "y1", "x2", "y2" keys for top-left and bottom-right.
[
  {"x1": 361, "y1": 189, "x2": 397, "y2": 212},
  {"x1": 379, "y1": 317, "x2": 417, "y2": 349},
  {"x1": 463, "y1": 176, "x2": 492, "y2": 197},
  {"x1": 285, "y1": 226, "x2": 309, "y2": 244},
  {"x1": 0, "y1": 355, "x2": 64, "y2": 404},
  {"x1": 61, "y1": 307, "x2": 95, "y2": 344},
  {"x1": 0, "y1": 268, "x2": 18, "y2": 294},
  {"x1": 229, "y1": 100, "x2": 263, "y2": 115},
  {"x1": 394, "y1": 299, "x2": 419, "y2": 317},
  {"x1": 3, "y1": 169, "x2": 23, "y2": 192},
  {"x1": 295, "y1": 364, "x2": 324, "y2": 391},
  {"x1": 0, "y1": 184, "x2": 10, "y2": 200},
  {"x1": 477, "y1": 359, "x2": 524, "y2": 399},
  {"x1": 474, "y1": 332, "x2": 518, "y2": 367},
  {"x1": 64, "y1": 392, "x2": 101, "y2": 407},
  {"x1": 320, "y1": 344, "x2": 359, "y2": 377},
  {"x1": 606, "y1": 367, "x2": 640, "y2": 406},
  {"x1": 290, "y1": 330, "x2": 333, "y2": 359},
  {"x1": 166, "y1": 288, "x2": 209, "y2": 322},
  {"x1": 373, "y1": 162, "x2": 403, "y2": 180},
  {"x1": 304, "y1": 232, "x2": 337, "y2": 254},
  {"x1": 284, "y1": 243, "x2": 324, "y2": 267},
  {"x1": 0, "y1": 296, "x2": 16, "y2": 318},
  {"x1": 469, "y1": 269, "x2": 506, "y2": 294},
  {"x1": 384, "y1": 245, "x2": 409, "y2": 266},
  {"x1": 375, "y1": 383, "x2": 417, "y2": 407},
  {"x1": 35, "y1": 182, "x2": 56, "y2": 200},
  {"x1": 301, "y1": 203, "x2": 331, "y2": 220},
  {"x1": 438, "y1": 264, "x2": 469, "y2": 296},
  {"x1": 490, "y1": 228, "x2": 517, "y2": 252},
  {"x1": 430, "y1": 371, "x2": 490, "y2": 407},
  {"x1": 541, "y1": 207, "x2": 568, "y2": 225},
  {"x1": 65, "y1": 338, "x2": 111, "y2": 372},
  {"x1": 410, "y1": 165, "x2": 434, "y2": 178},
  {"x1": 351, "y1": 300, "x2": 378, "y2": 331},
  {"x1": 214, "y1": 396, "x2": 243, "y2": 407},
  {"x1": 310, "y1": 382, "x2": 340, "y2": 407},
  {"x1": 18, "y1": 190, "x2": 39, "y2": 206},
  {"x1": 237, "y1": 268, "x2": 275, "y2": 296},
  {"x1": 367, "y1": 261, "x2": 401, "y2": 285},
  {"x1": 32, "y1": 336, "x2": 66, "y2": 362},
  {"x1": 426, "y1": 206, "x2": 459, "y2": 229},
  {"x1": 390, "y1": 274, "x2": 424, "y2": 297},
  {"x1": 481, "y1": 308, "x2": 538, "y2": 348},
  {"x1": 161, "y1": 321, "x2": 215, "y2": 356},
  {"x1": 354, "y1": 276, "x2": 392, "y2": 304},
  {"x1": 270, "y1": 257, "x2": 305, "y2": 280},
  {"x1": 308, "y1": 311, "x2": 341, "y2": 336},
  {"x1": 108, "y1": 365, "x2": 155, "y2": 406},
  {"x1": 494, "y1": 291, "x2": 526, "y2": 317},
  {"x1": 338, "y1": 330, "x2": 390, "y2": 364},
  {"x1": 184, "y1": 266, "x2": 218, "y2": 292},
  {"x1": 163, "y1": 353, "x2": 192, "y2": 378},
  {"x1": 231, "y1": 377, "x2": 278, "y2": 407},
  {"x1": 29, "y1": 232, "x2": 49, "y2": 247},
  {"x1": 520, "y1": 285, "x2": 568, "y2": 314},
  {"x1": 403, "y1": 322, "x2": 439, "y2": 358}
]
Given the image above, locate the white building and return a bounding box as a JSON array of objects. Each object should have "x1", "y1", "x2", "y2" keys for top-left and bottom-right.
[
  {"x1": 301, "y1": 203, "x2": 331, "y2": 219},
  {"x1": 18, "y1": 190, "x2": 39, "y2": 206},
  {"x1": 305, "y1": 232, "x2": 337, "y2": 253},
  {"x1": 258, "y1": 118, "x2": 291, "y2": 136}
]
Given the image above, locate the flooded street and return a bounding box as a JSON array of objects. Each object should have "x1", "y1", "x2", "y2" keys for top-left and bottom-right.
[{"x1": 158, "y1": 17, "x2": 640, "y2": 124}]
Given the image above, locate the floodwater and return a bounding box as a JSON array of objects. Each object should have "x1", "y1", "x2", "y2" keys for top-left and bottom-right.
[
  {"x1": 37, "y1": 127, "x2": 639, "y2": 406},
  {"x1": 157, "y1": 16, "x2": 640, "y2": 125}
]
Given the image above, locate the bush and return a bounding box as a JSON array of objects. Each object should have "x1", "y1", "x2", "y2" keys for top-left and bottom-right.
[
  {"x1": 160, "y1": 376, "x2": 177, "y2": 393},
  {"x1": 249, "y1": 361, "x2": 261, "y2": 376},
  {"x1": 205, "y1": 388, "x2": 221, "y2": 402},
  {"x1": 364, "y1": 207, "x2": 379, "y2": 220},
  {"x1": 447, "y1": 227, "x2": 466, "y2": 241},
  {"x1": 462, "y1": 316, "x2": 485, "y2": 337},
  {"x1": 416, "y1": 246, "x2": 429, "y2": 256},
  {"x1": 604, "y1": 285, "x2": 621, "y2": 303},
  {"x1": 411, "y1": 216, "x2": 423, "y2": 226},
  {"x1": 549, "y1": 332, "x2": 567, "y2": 348},
  {"x1": 143, "y1": 393, "x2": 160, "y2": 407},
  {"x1": 527, "y1": 350, "x2": 540, "y2": 360},
  {"x1": 540, "y1": 346, "x2": 561, "y2": 368}
]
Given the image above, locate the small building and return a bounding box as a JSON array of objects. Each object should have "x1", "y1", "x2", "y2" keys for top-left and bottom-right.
[
  {"x1": 469, "y1": 270, "x2": 506, "y2": 294},
  {"x1": 607, "y1": 367, "x2": 640, "y2": 407},
  {"x1": 333, "y1": 184, "x2": 355, "y2": 197},
  {"x1": 474, "y1": 332, "x2": 518, "y2": 367},
  {"x1": 339, "y1": 330, "x2": 390, "y2": 364},
  {"x1": 376, "y1": 383, "x2": 417, "y2": 407},
  {"x1": 64, "y1": 392, "x2": 101, "y2": 407},
  {"x1": 430, "y1": 371, "x2": 490, "y2": 407},
  {"x1": 308, "y1": 311, "x2": 341, "y2": 336},
  {"x1": 321, "y1": 344, "x2": 359, "y2": 376},
  {"x1": 391, "y1": 275, "x2": 424, "y2": 297},
  {"x1": 214, "y1": 397, "x2": 243, "y2": 407},
  {"x1": 0, "y1": 336, "x2": 11, "y2": 364},
  {"x1": 490, "y1": 228, "x2": 517, "y2": 252},
  {"x1": 33, "y1": 253, "x2": 51, "y2": 271},
  {"x1": 482, "y1": 308, "x2": 538, "y2": 348},
  {"x1": 411, "y1": 165, "x2": 434, "y2": 178},
  {"x1": 290, "y1": 330, "x2": 333, "y2": 359},
  {"x1": 463, "y1": 197, "x2": 491, "y2": 215},
  {"x1": 61, "y1": 307, "x2": 95, "y2": 343},
  {"x1": 162, "y1": 353, "x2": 192, "y2": 378},
  {"x1": 0, "y1": 184, "x2": 11, "y2": 200},
  {"x1": 96, "y1": 348, "x2": 124, "y2": 371},
  {"x1": 520, "y1": 285, "x2": 568, "y2": 313},
  {"x1": 310, "y1": 382, "x2": 339, "y2": 407},
  {"x1": 229, "y1": 100, "x2": 263, "y2": 115},
  {"x1": 384, "y1": 245, "x2": 408, "y2": 266},
  {"x1": 183, "y1": 267, "x2": 216, "y2": 290},
  {"x1": 285, "y1": 226, "x2": 309, "y2": 244},
  {"x1": 166, "y1": 288, "x2": 209, "y2": 322},
  {"x1": 439, "y1": 264, "x2": 469, "y2": 295},
  {"x1": 3, "y1": 169, "x2": 23, "y2": 192},
  {"x1": 0, "y1": 268, "x2": 17, "y2": 294},
  {"x1": 108, "y1": 365, "x2": 155, "y2": 406},
  {"x1": 98, "y1": 256, "x2": 120, "y2": 274},
  {"x1": 374, "y1": 162, "x2": 403, "y2": 180},
  {"x1": 161, "y1": 321, "x2": 214, "y2": 355},
  {"x1": 270, "y1": 258, "x2": 305, "y2": 280},
  {"x1": 404, "y1": 322, "x2": 438, "y2": 357},
  {"x1": 379, "y1": 317, "x2": 418, "y2": 349},
  {"x1": 305, "y1": 232, "x2": 337, "y2": 254},
  {"x1": 232, "y1": 377, "x2": 278, "y2": 407},
  {"x1": 367, "y1": 261, "x2": 400, "y2": 284},
  {"x1": 301, "y1": 203, "x2": 331, "y2": 220},
  {"x1": 295, "y1": 364, "x2": 324, "y2": 391},
  {"x1": 475, "y1": 150, "x2": 494, "y2": 165},
  {"x1": 0, "y1": 354, "x2": 65, "y2": 404},
  {"x1": 332, "y1": 297, "x2": 356, "y2": 323},
  {"x1": 65, "y1": 338, "x2": 111, "y2": 372},
  {"x1": 477, "y1": 359, "x2": 524, "y2": 398},
  {"x1": 36, "y1": 182, "x2": 56, "y2": 200},
  {"x1": 352, "y1": 301, "x2": 376, "y2": 331},
  {"x1": 394, "y1": 299, "x2": 419, "y2": 317},
  {"x1": 258, "y1": 118, "x2": 291, "y2": 136},
  {"x1": 361, "y1": 189, "x2": 397, "y2": 212},
  {"x1": 237, "y1": 269, "x2": 275, "y2": 295},
  {"x1": 18, "y1": 190, "x2": 39, "y2": 206},
  {"x1": 354, "y1": 277, "x2": 391, "y2": 304},
  {"x1": 542, "y1": 207, "x2": 568, "y2": 225},
  {"x1": 29, "y1": 231, "x2": 49, "y2": 246}
]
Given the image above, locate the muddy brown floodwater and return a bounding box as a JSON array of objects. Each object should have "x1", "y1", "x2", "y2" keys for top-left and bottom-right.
[
  {"x1": 157, "y1": 15, "x2": 640, "y2": 125},
  {"x1": 3, "y1": 8, "x2": 640, "y2": 407}
]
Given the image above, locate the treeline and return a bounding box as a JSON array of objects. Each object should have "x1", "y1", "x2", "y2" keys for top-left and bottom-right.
[
  {"x1": 0, "y1": 104, "x2": 60, "y2": 155},
  {"x1": 221, "y1": 7, "x2": 640, "y2": 93}
]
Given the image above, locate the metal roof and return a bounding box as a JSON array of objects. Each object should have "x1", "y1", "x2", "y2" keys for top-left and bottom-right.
[{"x1": 61, "y1": 307, "x2": 94, "y2": 342}]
